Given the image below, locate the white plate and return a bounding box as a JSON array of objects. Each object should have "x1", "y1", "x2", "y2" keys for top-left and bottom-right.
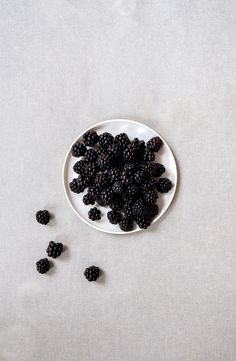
[{"x1": 62, "y1": 119, "x2": 177, "y2": 234}]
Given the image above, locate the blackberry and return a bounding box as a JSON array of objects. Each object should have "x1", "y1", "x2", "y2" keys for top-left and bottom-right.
[
  {"x1": 120, "y1": 171, "x2": 134, "y2": 186},
  {"x1": 73, "y1": 160, "x2": 87, "y2": 175},
  {"x1": 71, "y1": 142, "x2": 86, "y2": 157},
  {"x1": 36, "y1": 210, "x2": 50, "y2": 225},
  {"x1": 134, "y1": 170, "x2": 146, "y2": 184},
  {"x1": 83, "y1": 193, "x2": 95, "y2": 205},
  {"x1": 112, "y1": 181, "x2": 124, "y2": 194},
  {"x1": 114, "y1": 133, "x2": 130, "y2": 149},
  {"x1": 147, "y1": 204, "x2": 159, "y2": 218},
  {"x1": 84, "y1": 265, "x2": 100, "y2": 282},
  {"x1": 69, "y1": 178, "x2": 86, "y2": 193},
  {"x1": 119, "y1": 217, "x2": 133, "y2": 232},
  {"x1": 88, "y1": 207, "x2": 101, "y2": 221},
  {"x1": 123, "y1": 163, "x2": 136, "y2": 174},
  {"x1": 97, "y1": 153, "x2": 113, "y2": 171},
  {"x1": 135, "y1": 215, "x2": 152, "y2": 229},
  {"x1": 83, "y1": 130, "x2": 99, "y2": 146},
  {"x1": 123, "y1": 203, "x2": 133, "y2": 218},
  {"x1": 143, "y1": 149, "x2": 155, "y2": 162},
  {"x1": 132, "y1": 199, "x2": 148, "y2": 217},
  {"x1": 84, "y1": 149, "x2": 98, "y2": 162},
  {"x1": 108, "y1": 197, "x2": 123, "y2": 211},
  {"x1": 107, "y1": 210, "x2": 122, "y2": 224},
  {"x1": 100, "y1": 188, "x2": 114, "y2": 206},
  {"x1": 141, "y1": 179, "x2": 157, "y2": 192},
  {"x1": 107, "y1": 167, "x2": 120, "y2": 183},
  {"x1": 94, "y1": 173, "x2": 109, "y2": 190},
  {"x1": 46, "y1": 241, "x2": 63, "y2": 259},
  {"x1": 156, "y1": 178, "x2": 172, "y2": 193},
  {"x1": 85, "y1": 162, "x2": 97, "y2": 179},
  {"x1": 147, "y1": 136, "x2": 163, "y2": 152},
  {"x1": 126, "y1": 184, "x2": 139, "y2": 197},
  {"x1": 108, "y1": 143, "x2": 122, "y2": 159},
  {"x1": 87, "y1": 186, "x2": 98, "y2": 200},
  {"x1": 123, "y1": 145, "x2": 138, "y2": 163},
  {"x1": 36, "y1": 258, "x2": 50, "y2": 274},
  {"x1": 150, "y1": 163, "x2": 165, "y2": 177},
  {"x1": 143, "y1": 189, "x2": 158, "y2": 205},
  {"x1": 99, "y1": 132, "x2": 114, "y2": 148},
  {"x1": 140, "y1": 162, "x2": 153, "y2": 177}
]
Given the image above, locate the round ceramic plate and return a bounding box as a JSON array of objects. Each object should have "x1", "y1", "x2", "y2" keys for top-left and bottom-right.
[{"x1": 63, "y1": 119, "x2": 177, "y2": 234}]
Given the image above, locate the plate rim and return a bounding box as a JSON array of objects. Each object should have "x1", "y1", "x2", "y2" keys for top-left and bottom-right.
[{"x1": 62, "y1": 119, "x2": 178, "y2": 234}]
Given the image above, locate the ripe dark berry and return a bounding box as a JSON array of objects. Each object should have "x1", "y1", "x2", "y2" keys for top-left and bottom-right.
[
  {"x1": 143, "y1": 189, "x2": 158, "y2": 205},
  {"x1": 36, "y1": 210, "x2": 50, "y2": 225},
  {"x1": 107, "y1": 210, "x2": 122, "y2": 224},
  {"x1": 73, "y1": 160, "x2": 87, "y2": 175},
  {"x1": 123, "y1": 163, "x2": 136, "y2": 174},
  {"x1": 83, "y1": 193, "x2": 95, "y2": 205},
  {"x1": 126, "y1": 184, "x2": 139, "y2": 197},
  {"x1": 108, "y1": 197, "x2": 123, "y2": 211},
  {"x1": 143, "y1": 149, "x2": 155, "y2": 162},
  {"x1": 83, "y1": 130, "x2": 99, "y2": 146},
  {"x1": 147, "y1": 136, "x2": 163, "y2": 152},
  {"x1": 123, "y1": 203, "x2": 133, "y2": 218},
  {"x1": 150, "y1": 163, "x2": 165, "y2": 177},
  {"x1": 141, "y1": 178, "x2": 157, "y2": 192},
  {"x1": 94, "y1": 173, "x2": 109, "y2": 190},
  {"x1": 108, "y1": 143, "x2": 122, "y2": 159},
  {"x1": 106, "y1": 167, "x2": 120, "y2": 183},
  {"x1": 147, "y1": 204, "x2": 159, "y2": 218},
  {"x1": 36, "y1": 258, "x2": 50, "y2": 274},
  {"x1": 123, "y1": 145, "x2": 138, "y2": 163},
  {"x1": 135, "y1": 215, "x2": 152, "y2": 229},
  {"x1": 156, "y1": 178, "x2": 172, "y2": 193},
  {"x1": 97, "y1": 153, "x2": 113, "y2": 171},
  {"x1": 112, "y1": 181, "x2": 124, "y2": 194},
  {"x1": 69, "y1": 178, "x2": 86, "y2": 193},
  {"x1": 85, "y1": 162, "x2": 97, "y2": 179},
  {"x1": 84, "y1": 149, "x2": 98, "y2": 162},
  {"x1": 87, "y1": 186, "x2": 98, "y2": 199},
  {"x1": 134, "y1": 170, "x2": 146, "y2": 184},
  {"x1": 99, "y1": 132, "x2": 114, "y2": 148},
  {"x1": 100, "y1": 188, "x2": 114, "y2": 206},
  {"x1": 84, "y1": 265, "x2": 100, "y2": 281},
  {"x1": 71, "y1": 142, "x2": 86, "y2": 157},
  {"x1": 46, "y1": 241, "x2": 63, "y2": 259},
  {"x1": 114, "y1": 133, "x2": 130, "y2": 149},
  {"x1": 88, "y1": 207, "x2": 101, "y2": 221},
  {"x1": 132, "y1": 199, "x2": 148, "y2": 217},
  {"x1": 119, "y1": 217, "x2": 133, "y2": 232}
]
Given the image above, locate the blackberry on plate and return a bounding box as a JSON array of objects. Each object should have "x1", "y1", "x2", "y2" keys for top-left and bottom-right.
[
  {"x1": 97, "y1": 153, "x2": 113, "y2": 171},
  {"x1": 112, "y1": 181, "x2": 124, "y2": 194},
  {"x1": 46, "y1": 241, "x2": 63, "y2": 259},
  {"x1": 83, "y1": 130, "x2": 99, "y2": 146},
  {"x1": 135, "y1": 215, "x2": 152, "y2": 229},
  {"x1": 88, "y1": 207, "x2": 101, "y2": 221},
  {"x1": 107, "y1": 210, "x2": 122, "y2": 224},
  {"x1": 83, "y1": 193, "x2": 95, "y2": 205},
  {"x1": 114, "y1": 133, "x2": 130, "y2": 149},
  {"x1": 134, "y1": 170, "x2": 146, "y2": 184},
  {"x1": 94, "y1": 173, "x2": 109, "y2": 190},
  {"x1": 156, "y1": 178, "x2": 172, "y2": 193},
  {"x1": 99, "y1": 132, "x2": 114, "y2": 148},
  {"x1": 100, "y1": 188, "x2": 114, "y2": 205},
  {"x1": 120, "y1": 171, "x2": 134, "y2": 186},
  {"x1": 106, "y1": 167, "x2": 120, "y2": 183},
  {"x1": 73, "y1": 159, "x2": 87, "y2": 175},
  {"x1": 141, "y1": 178, "x2": 157, "y2": 192},
  {"x1": 108, "y1": 143, "x2": 122, "y2": 159},
  {"x1": 36, "y1": 258, "x2": 50, "y2": 274},
  {"x1": 123, "y1": 203, "x2": 133, "y2": 218},
  {"x1": 36, "y1": 210, "x2": 50, "y2": 225},
  {"x1": 108, "y1": 197, "x2": 123, "y2": 211},
  {"x1": 84, "y1": 265, "x2": 100, "y2": 282},
  {"x1": 143, "y1": 189, "x2": 158, "y2": 205},
  {"x1": 71, "y1": 142, "x2": 86, "y2": 157},
  {"x1": 85, "y1": 162, "x2": 97, "y2": 179},
  {"x1": 150, "y1": 163, "x2": 165, "y2": 177},
  {"x1": 84, "y1": 149, "x2": 98, "y2": 162},
  {"x1": 119, "y1": 217, "x2": 133, "y2": 232},
  {"x1": 147, "y1": 204, "x2": 159, "y2": 218},
  {"x1": 123, "y1": 163, "x2": 136, "y2": 174},
  {"x1": 123, "y1": 145, "x2": 138, "y2": 163},
  {"x1": 147, "y1": 136, "x2": 163, "y2": 152},
  {"x1": 132, "y1": 199, "x2": 148, "y2": 217},
  {"x1": 87, "y1": 186, "x2": 98, "y2": 199},
  {"x1": 69, "y1": 177, "x2": 86, "y2": 193},
  {"x1": 126, "y1": 184, "x2": 139, "y2": 197},
  {"x1": 143, "y1": 149, "x2": 155, "y2": 162}
]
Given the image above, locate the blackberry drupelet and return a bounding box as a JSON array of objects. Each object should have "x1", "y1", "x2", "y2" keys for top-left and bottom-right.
[
  {"x1": 73, "y1": 160, "x2": 87, "y2": 175},
  {"x1": 69, "y1": 178, "x2": 86, "y2": 194},
  {"x1": 107, "y1": 210, "x2": 122, "y2": 224},
  {"x1": 114, "y1": 133, "x2": 130, "y2": 149},
  {"x1": 83, "y1": 130, "x2": 99, "y2": 146},
  {"x1": 84, "y1": 265, "x2": 100, "y2": 282},
  {"x1": 83, "y1": 193, "x2": 95, "y2": 205},
  {"x1": 135, "y1": 215, "x2": 152, "y2": 229},
  {"x1": 36, "y1": 258, "x2": 50, "y2": 274},
  {"x1": 88, "y1": 207, "x2": 101, "y2": 221},
  {"x1": 71, "y1": 142, "x2": 86, "y2": 157},
  {"x1": 150, "y1": 163, "x2": 165, "y2": 177},
  {"x1": 147, "y1": 136, "x2": 163, "y2": 152},
  {"x1": 156, "y1": 178, "x2": 172, "y2": 193},
  {"x1": 46, "y1": 241, "x2": 63, "y2": 259},
  {"x1": 36, "y1": 210, "x2": 50, "y2": 225},
  {"x1": 143, "y1": 189, "x2": 158, "y2": 205},
  {"x1": 99, "y1": 132, "x2": 114, "y2": 148},
  {"x1": 84, "y1": 149, "x2": 98, "y2": 162},
  {"x1": 119, "y1": 217, "x2": 133, "y2": 232},
  {"x1": 143, "y1": 149, "x2": 155, "y2": 162},
  {"x1": 112, "y1": 181, "x2": 124, "y2": 194}
]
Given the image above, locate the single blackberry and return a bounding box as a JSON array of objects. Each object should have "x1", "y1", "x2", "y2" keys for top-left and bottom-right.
[
  {"x1": 140, "y1": 162, "x2": 153, "y2": 177},
  {"x1": 69, "y1": 178, "x2": 86, "y2": 193},
  {"x1": 123, "y1": 203, "x2": 133, "y2": 218},
  {"x1": 88, "y1": 207, "x2": 101, "y2": 221},
  {"x1": 150, "y1": 163, "x2": 165, "y2": 177},
  {"x1": 123, "y1": 163, "x2": 136, "y2": 174},
  {"x1": 99, "y1": 132, "x2": 114, "y2": 148},
  {"x1": 84, "y1": 265, "x2": 100, "y2": 282},
  {"x1": 85, "y1": 162, "x2": 97, "y2": 179},
  {"x1": 147, "y1": 204, "x2": 159, "y2": 218},
  {"x1": 83, "y1": 130, "x2": 99, "y2": 146},
  {"x1": 141, "y1": 178, "x2": 157, "y2": 192},
  {"x1": 100, "y1": 188, "x2": 114, "y2": 206},
  {"x1": 97, "y1": 153, "x2": 113, "y2": 171},
  {"x1": 156, "y1": 178, "x2": 172, "y2": 193},
  {"x1": 73, "y1": 160, "x2": 87, "y2": 175},
  {"x1": 112, "y1": 181, "x2": 124, "y2": 194},
  {"x1": 126, "y1": 184, "x2": 139, "y2": 197},
  {"x1": 120, "y1": 171, "x2": 134, "y2": 186},
  {"x1": 135, "y1": 215, "x2": 152, "y2": 229},
  {"x1": 114, "y1": 133, "x2": 130, "y2": 149},
  {"x1": 84, "y1": 149, "x2": 98, "y2": 162},
  {"x1": 143, "y1": 149, "x2": 155, "y2": 162},
  {"x1": 83, "y1": 193, "x2": 95, "y2": 205},
  {"x1": 143, "y1": 189, "x2": 158, "y2": 205},
  {"x1": 108, "y1": 143, "x2": 122, "y2": 159},
  {"x1": 134, "y1": 170, "x2": 146, "y2": 184},
  {"x1": 123, "y1": 145, "x2": 138, "y2": 163},
  {"x1": 107, "y1": 167, "x2": 120, "y2": 183},
  {"x1": 132, "y1": 199, "x2": 148, "y2": 217},
  {"x1": 108, "y1": 197, "x2": 124, "y2": 211},
  {"x1": 122, "y1": 193, "x2": 133, "y2": 205},
  {"x1": 130, "y1": 137, "x2": 140, "y2": 147},
  {"x1": 87, "y1": 186, "x2": 98, "y2": 199},
  {"x1": 147, "y1": 136, "x2": 163, "y2": 152},
  {"x1": 36, "y1": 258, "x2": 50, "y2": 274},
  {"x1": 119, "y1": 217, "x2": 133, "y2": 232},
  {"x1": 107, "y1": 210, "x2": 122, "y2": 224},
  {"x1": 36, "y1": 210, "x2": 50, "y2": 225},
  {"x1": 94, "y1": 173, "x2": 109, "y2": 190},
  {"x1": 46, "y1": 241, "x2": 63, "y2": 259},
  {"x1": 71, "y1": 142, "x2": 86, "y2": 157}
]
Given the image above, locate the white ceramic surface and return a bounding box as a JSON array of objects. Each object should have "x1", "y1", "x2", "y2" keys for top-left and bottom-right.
[{"x1": 63, "y1": 119, "x2": 177, "y2": 234}]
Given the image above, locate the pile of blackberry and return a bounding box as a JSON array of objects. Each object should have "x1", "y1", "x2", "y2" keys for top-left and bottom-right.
[{"x1": 70, "y1": 130, "x2": 172, "y2": 231}]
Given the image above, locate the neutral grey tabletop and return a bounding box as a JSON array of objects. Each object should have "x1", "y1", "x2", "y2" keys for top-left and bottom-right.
[{"x1": 0, "y1": 1, "x2": 235, "y2": 361}]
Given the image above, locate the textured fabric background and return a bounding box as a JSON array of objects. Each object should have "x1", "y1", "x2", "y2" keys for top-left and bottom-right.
[{"x1": 0, "y1": 1, "x2": 235, "y2": 361}]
